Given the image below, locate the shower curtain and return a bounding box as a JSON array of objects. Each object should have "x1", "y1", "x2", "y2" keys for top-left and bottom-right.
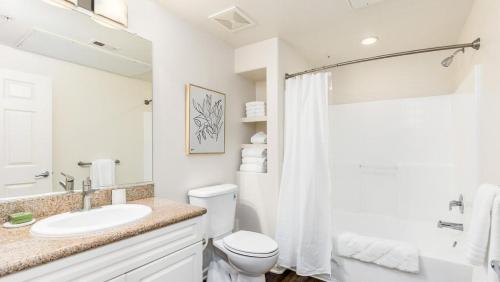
[{"x1": 275, "y1": 72, "x2": 333, "y2": 276}]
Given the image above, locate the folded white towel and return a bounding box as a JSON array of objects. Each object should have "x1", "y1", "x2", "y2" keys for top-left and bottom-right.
[
  {"x1": 246, "y1": 101, "x2": 265, "y2": 107},
  {"x1": 246, "y1": 112, "x2": 266, "y2": 118},
  {"x1": 337, "y1": 232, "x2": 419, "y2": 273},
  {"x1": 246, "y1": 105, "x2": 265, "y2": 110},
  {"x1": 90, "y1": 159, "x2": 116, "y2": 189},
  {"x1": 242, "y1": 157, "x2": 267, "y2": 165},
  {"x1": 246, "y1": 107, "x2": 265, "y2": 113},
  {"x1": 242, "y1": 148, "x2": 267, "y2": 158},
  {"x1": 251, "y1": 132, "x2": 267, "y2": 144},
  {"x1": 240, "y1": 163, "x2": 266, "y2": 173},
  {"x1": 466, "y1": 184, "x2": 500, "y2": 266},
  {"x1": 246, "y1": 108, "x2": 265, "y2": 113}
]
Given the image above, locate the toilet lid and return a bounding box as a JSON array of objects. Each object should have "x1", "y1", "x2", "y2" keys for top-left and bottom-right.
[{"x1": 223, "y1": 231, "x2": 278, "y2": 257}]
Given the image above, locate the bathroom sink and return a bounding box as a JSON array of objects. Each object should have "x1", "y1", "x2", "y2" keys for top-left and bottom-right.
[{"x1": 30, "y1": 204, "x2": 152, "y2": 238}]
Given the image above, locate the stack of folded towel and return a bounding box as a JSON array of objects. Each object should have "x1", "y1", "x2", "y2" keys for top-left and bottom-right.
[
  {"x1": 240, "y1": 147, "x2": 267, "y2": 173},
  {"x1": 250, "y1": 131, "x2": 267, "y2": 144},
  {"x1": 240, "y1": 132, "x2": 267, "y2": 173},
  {"x1": 246, "y1": 101, "x2": 265, "y2": 118}
]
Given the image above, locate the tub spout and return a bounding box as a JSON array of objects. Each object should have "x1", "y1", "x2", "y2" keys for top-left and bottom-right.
[{"x1": 437, "y1": 220, "x2": 463, "y2": 231}]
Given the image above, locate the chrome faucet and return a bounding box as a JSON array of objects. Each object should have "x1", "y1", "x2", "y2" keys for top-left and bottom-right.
[
  {"x1": 59, "y1": 172, "x2": 75, "y2": 192},
  {"x1": 437, "y1": 220, "x2": 464, "y2": 231},
  {"x1": 449, "y1": 194, "x2": 464, "y2": 214},
  {"x1": 81, "y1": 177, "x2": 94, "y2": 211}
]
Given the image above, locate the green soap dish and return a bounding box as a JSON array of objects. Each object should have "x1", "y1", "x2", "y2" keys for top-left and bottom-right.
[{"x1": 3, "y1": 218, "x2": 36, "y2": 229}]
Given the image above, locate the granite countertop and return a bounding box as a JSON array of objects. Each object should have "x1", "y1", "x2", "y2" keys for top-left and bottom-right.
[{"x1": 0, "y1": 197, "x2": 206, "y2": 277}]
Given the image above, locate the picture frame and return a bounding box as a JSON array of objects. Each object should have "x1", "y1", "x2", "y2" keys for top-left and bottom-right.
[{"x1": 185, "y1": 84, "x2": 226, "y2": 155}]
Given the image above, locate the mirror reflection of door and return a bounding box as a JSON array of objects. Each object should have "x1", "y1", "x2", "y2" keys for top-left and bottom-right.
[{"x1": 0, "y1": 69, "x2": 52, "y2": 198}]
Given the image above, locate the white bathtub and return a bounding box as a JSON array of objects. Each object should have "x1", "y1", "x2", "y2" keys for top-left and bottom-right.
[{"x1": 317, "y1": 210, "x2": 473, "y2": 282}]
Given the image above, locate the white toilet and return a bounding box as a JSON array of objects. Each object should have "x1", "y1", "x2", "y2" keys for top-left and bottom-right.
[{"x1": 188, "y1": 184, "x2": 279, "y2": 281}]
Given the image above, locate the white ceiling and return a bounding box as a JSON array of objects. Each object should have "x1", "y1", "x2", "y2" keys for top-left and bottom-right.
[{"x1": 158, "y1": 0, "x2": 474, "y2": 66}]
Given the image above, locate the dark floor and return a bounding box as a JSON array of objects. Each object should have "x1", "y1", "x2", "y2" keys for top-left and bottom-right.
[{"x1": 266, "y1": 270, "x2": 322, "y2": 282}]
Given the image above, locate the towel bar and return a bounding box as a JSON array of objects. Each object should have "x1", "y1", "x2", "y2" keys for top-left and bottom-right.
[{"x1": 78, "y1": 160, "x2": 120, "y2": 167}]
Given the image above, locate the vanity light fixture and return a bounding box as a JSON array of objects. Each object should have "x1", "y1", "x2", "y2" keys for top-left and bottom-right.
[
  {"x1": 41, "y1": 0, "x2": 77, "y2": 10},
  {"x1": 91, "y1": 14, "x2": 123, "y2": 30},
  {"x1": 92, "y1": 0, "x2": 128, "y2": 29},
  {"x1": 361, "y1": 36, "x2": 379, "y2": 45}
]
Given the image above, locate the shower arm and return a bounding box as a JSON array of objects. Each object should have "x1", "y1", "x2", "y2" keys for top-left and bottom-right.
[{"x1": 285, "y1": 38, "x2": 481, "y2": 79}]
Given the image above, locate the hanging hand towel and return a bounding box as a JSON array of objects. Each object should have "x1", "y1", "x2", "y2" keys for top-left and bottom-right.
[
  {"x1": 250, "y1": 132, "x2": 267, "y2": 144},
  {"x1": 90, "y1": 159, "x2": 116, "y2": 189},
  {"x1": 466, "y1": 184, "x2": 500, "y2": 266},
  {"x1": 337, "y1": 232, "x2": 419, "y2": 273}
]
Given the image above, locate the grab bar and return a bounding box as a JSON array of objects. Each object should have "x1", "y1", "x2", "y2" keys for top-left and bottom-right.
[
  {"x1": 78, "y1": 160, "x2": 120, "y2": 167},
  {"x1": 437, "y1": 220, "x2": 463, "y2": 231}
]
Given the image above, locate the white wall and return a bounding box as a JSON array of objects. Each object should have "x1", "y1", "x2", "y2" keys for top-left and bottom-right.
[
  {"x1": 455, "y1": 0, "x2": 500, "y2": 186},
  {"x1": 127, "y1": 0, "x2": 256, "y2": 202},
  {"x1": 329, "y1": 93, "x2": 476, "y2": 226},
  {"x1": 0, "y1": 44, "x2": 151, "y2": 190},
  {"x1": 453, "y1": 0, "x2": 500, "y2": 280},
  {"x1": 330, "y1": 51, "x2": 459, "y2": 104},
  {"x1": 233, "y1": 39, "x2": 310, "y2": 237}
]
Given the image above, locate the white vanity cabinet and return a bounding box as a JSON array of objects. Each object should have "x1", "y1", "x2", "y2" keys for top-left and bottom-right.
[
  {"x1": 111, "y1": 241, "x2": 201, "y2": 282},
  {"x1": 2, "y1": 217, "x2": 204, "y2": 282}
]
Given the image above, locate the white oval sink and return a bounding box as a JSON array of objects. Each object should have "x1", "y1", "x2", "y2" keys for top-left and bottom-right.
[{"x1": 31, "y1": 204, "x2": 152, "y2": 238}]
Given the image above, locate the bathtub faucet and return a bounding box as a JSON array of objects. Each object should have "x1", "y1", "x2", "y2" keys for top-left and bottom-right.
[
  {"x1": 437, "y1": 220, "x2": 463, "y2": 231},
  {"x1": 449, "y1": 194, "x2": 464, "y2": 214}
]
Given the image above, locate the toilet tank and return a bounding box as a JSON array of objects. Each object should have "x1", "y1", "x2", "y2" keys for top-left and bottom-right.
[{"x1": 188, "y1": 184, "x2": 238, "y2": 239}]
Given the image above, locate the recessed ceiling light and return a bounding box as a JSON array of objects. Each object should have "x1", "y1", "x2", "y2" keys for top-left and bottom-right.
[{"x1": 361, "y1": 36, "x2": 379, "y2": 45}]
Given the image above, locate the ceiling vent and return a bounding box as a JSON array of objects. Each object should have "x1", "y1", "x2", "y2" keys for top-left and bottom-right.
[
  {"x1": 347, "y1": 0, "x2": 386, "y2": 9},
  {"x1": 209, "y1": 7, "x2": 255, "y2": 32}
]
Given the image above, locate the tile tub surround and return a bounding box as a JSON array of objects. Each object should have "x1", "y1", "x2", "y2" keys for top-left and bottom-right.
[
  {"x1": 0, "y1": 182, "x2": 154, "y2": 224},
  {"x1": 0, "y1": 197, "x2": 206, "y2": 277}
]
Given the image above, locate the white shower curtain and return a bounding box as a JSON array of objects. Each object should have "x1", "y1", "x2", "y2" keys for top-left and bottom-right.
[{"x1": 275, "y1": 72, "x2": 332, "y2": 276}]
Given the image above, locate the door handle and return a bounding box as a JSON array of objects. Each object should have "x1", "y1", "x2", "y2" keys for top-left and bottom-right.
[{"x1": 35, "y1": 171, "x2": 50, "y2": 178}]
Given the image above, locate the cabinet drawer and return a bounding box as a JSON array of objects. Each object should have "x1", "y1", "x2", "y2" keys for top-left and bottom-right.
[{"x1": 125, "y1": 241, "x2": 202, "y2": 282}]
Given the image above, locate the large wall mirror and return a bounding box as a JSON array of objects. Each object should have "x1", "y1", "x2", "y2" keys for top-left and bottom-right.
[{"x1": 0, "y1": 0, "x2": 153, "y2": 199}]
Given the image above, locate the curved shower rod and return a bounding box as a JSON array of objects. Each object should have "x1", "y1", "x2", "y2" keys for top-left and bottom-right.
[{"x1": 285, "y1": 38, "x2": 481, "y2": 79}]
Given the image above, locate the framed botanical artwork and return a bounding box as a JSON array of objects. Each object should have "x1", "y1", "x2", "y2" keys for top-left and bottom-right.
[{"x1": 185, "y1": 84, "x2": 226, "y2": 155}]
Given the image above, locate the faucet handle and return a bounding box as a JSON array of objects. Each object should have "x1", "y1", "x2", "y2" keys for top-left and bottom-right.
[
  {"x1": 449, "y1": 194, "x2": 464, "y2": 214},
  {"x1": 61, "y1": 172, "x2": 74, "y2": 182},
  {"x1": 82, "y1": 177, "x2": 92, "y2": 192}
]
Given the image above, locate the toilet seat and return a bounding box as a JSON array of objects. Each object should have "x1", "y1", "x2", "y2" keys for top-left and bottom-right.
[{"x1": 223, "y1": 231, "x2": 279, "y2": 258}]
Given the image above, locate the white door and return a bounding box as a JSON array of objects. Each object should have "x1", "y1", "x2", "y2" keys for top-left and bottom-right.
[
  {"x1": 0, "y1": 69, "x2": 52, "y2": 198},
  {"x1": 125, "y1": 242, "x2": 202, "y2": 282}
]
